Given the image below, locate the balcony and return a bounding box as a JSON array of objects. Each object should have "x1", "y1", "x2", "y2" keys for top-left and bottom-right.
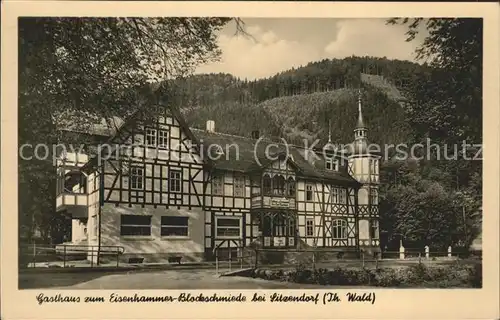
[
  {"x1": 56, "y1": 193, "x2": 88, "y2": 208},
  {"x1": 251, "y1": 173, "x2": 296, "y2": 210},
  {"x1": 251, "y1": 194, "x2": 296, "y2": 210},
  {"x1": 56, "y1": 193, "x2": 88, "y2": 218},
  {"x1": 56, "y1": 170, "x2": 88, "y2": 217}
]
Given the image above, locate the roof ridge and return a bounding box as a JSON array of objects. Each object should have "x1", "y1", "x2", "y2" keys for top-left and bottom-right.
[
  {"x1": 189, "y1": 127, "x2": 341, "y2": 151},
  {"x1": 189, "y1": 127, "x2": 263, "y2": 142}
]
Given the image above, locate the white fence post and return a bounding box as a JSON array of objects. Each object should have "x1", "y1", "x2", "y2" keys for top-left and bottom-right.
[
  {"x1": 448, "y1": 246, "x2": 452, "y2": 258},
  {"x1": 425, "y1": 245, "x2": 429, "y2": 259},
  {"x1": 399, "y1": 245, "x2": 405, "y2": 260}
]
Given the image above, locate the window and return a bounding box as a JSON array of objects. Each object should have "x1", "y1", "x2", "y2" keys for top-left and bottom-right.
[
  {"x1": 273, "y1": 175, "x2": 285, "y2": 196},
  {"x1": 331, "y1": 219, "x2": 347, "y2": 239},
  {"x1": 262, "y1": 174, "x2": 272, "y2": 195},
  {"x1": 120, "y1": 215, "x2": 151, "y2": 236},
  {"x1": 130, "y1": 166, "x2": 144, "y2": 190},
  {"x1": 331, "y1": 187, "x2": 339, "y2": 203},
  {"x1": 370, "y1": 220, "x2": 379, "y2": 239},
  {"x1": 212, "y1": 174, "x2": 224, "y2": 195},
  {"x1": 161, "y1": 216, "x2": 188, "y2": 237},
  {"x1": 370, "y1": 189, "x2": 378, "y2": 205},
  {"x1": 215, "y1": 217, "x2": 241, "y2": 238},
  {"x1": 306, "y1": 184, "x2": 313, "y2": 201},
  {"x1": 233, "y1": 174, "x2": 245, "y2": 197},
  {"x1": 326, "y1": 158, "x2": 339, "y2": 171},
  {"x1": 306, "y1": 218, "x2": 314, "y2": 237},
  {"x1": 169, "y1": 170, "x2": 182, "y2": 193},
  {"x1": 158, "y1": 130, "x2": 168, "y2": 148},
  {"x1": 339, "y1": 188, "x2": 347, "y2": 204},
  {"x1": 145, "y1": 128, "x2": 157, "y2": 146},
  {"x1": 287, "y1": 177, "x2": 296, "y2": 197},
  {"x1": 370, "y1": 159, "x2": 379, "y2": 182}
]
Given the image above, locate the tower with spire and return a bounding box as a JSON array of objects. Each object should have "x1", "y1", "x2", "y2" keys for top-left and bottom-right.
[{"x1": 347, "y1": 89, "x2": 381, "y2": 256}]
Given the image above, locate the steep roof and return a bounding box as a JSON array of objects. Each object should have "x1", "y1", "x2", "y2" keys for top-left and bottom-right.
[
  {"x1": 191, "y1": 128, "x2": 360, "y2": 186},
  {"x1": 55, "y1": 98, "x2": 361, "y2": 186}
]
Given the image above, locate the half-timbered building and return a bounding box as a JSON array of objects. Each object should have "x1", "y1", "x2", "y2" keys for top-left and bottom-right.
[{"x1": 55, "y1": 93, "x2": 381, "y2": 263}]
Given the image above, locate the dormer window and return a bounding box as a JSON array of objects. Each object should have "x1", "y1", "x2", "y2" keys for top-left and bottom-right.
[{"x1": 325, "y1": 158, "x2": 339, "y2": 171}]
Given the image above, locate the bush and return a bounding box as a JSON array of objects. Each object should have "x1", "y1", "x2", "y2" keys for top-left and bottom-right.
[
  {"x1": 469, "y1": 263, "x2": 482, "y2": 287},
  {"x1": 290, "y1": 263, "x2": 313, "y2": 283},
  {"x1": 373, "y1": 268, "x2": 402, "y2": 287},
  {"x1": 250, "y1": 262, "x2": 481, "y2": 288}
]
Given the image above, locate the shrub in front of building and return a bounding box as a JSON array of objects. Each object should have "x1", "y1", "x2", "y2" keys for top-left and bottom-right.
[{"x1": 251, "y1": 262, "x2": 481, "y2": 288}]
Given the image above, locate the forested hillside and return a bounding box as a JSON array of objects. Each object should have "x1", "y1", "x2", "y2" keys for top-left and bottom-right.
[
  {"x1": 171, "y1": 56, "x2": 417, "y2": 108},
  {"x1": 174, "y1": 56, "x2": 417, "y2": 146}
]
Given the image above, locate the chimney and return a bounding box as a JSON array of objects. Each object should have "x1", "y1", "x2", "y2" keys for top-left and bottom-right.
[
  {"x1": 206, "y1": 120, "x2": 215, "y2": 133},
  {"x1": 251, "y1": 130, "x2": 260, "y2": 139}
]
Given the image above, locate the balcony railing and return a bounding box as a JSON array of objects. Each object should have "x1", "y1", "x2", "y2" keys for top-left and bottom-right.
[
  {"x1": 251, "y1": 193, "x2": 296, "y2": 210},
  {"x1": 56, "y1": 193, "x2": 88, "y2": 213}
]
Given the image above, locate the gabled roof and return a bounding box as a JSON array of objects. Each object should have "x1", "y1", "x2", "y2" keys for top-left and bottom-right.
[
  {"x1": 61, "y1": 115, "x2": 361, "y2": 186},
  {"x1": 79, "y1": 104, "x2": 216, "y2": 173},
  {"x1": 55, "y1": 86, "x2": 361, "y2": 187},
  {"x1": 191, "y1": 129, "x2": 360, "y2": 186}
]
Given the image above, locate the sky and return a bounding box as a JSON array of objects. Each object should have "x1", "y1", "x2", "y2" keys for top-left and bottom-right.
[{"x1": 195, "y1": 18, "x2": 426, "y2": 80}]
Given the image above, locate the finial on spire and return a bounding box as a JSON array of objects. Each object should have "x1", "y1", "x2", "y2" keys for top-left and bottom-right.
[
  {"x1": 328, "y1": 120, "x2": 332, "y2": 143},
  {"x1": 356, "y1": 88, "x2": 365, "y2": 129}
]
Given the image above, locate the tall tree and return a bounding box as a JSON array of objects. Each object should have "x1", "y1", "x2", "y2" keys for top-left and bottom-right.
[
  {"x1": 385, "y1": 18, "x2": 483, "y2": 248},
  {"x1": 19, "y1": 17, "x2": 240, "y2": 242},
  {"x1": 387, "y1": 18, "x2": 482, "y2": 145}
]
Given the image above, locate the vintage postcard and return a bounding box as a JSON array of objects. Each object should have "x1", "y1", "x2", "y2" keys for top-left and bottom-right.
[{"x1": 1, "y1": 1, "x2": 499, "y2": 319}]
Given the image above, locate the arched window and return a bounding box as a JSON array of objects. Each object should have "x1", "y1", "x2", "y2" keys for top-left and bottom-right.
[
  {"x1": 331, "y1": 219, "x2": 347, "y2": 239},
  {"x1": 370, "y1": 189, "x2": 378, "y2": 205},
  {"x1": 287, "y1": 177, "x2": 295, "y2": 197},
  {"x1": 273, "y1": 175, "x2": 285, "y2": 196},
  {"x1": 263, "y1": 215, "x2": 272, "y2": 237},
  {"x1": 273, "y1": 215, "x2": 286, "y2": 236},
  {"x1": 262, "y1": 174, "x2": 272, "y2": 195}
]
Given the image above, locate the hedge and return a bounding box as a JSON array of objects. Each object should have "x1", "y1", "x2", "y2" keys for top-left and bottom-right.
[{"x1": 251, "y1": 262, "x2": 482, "y2": 288}]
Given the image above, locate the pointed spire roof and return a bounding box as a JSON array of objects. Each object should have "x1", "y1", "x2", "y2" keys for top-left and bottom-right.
[
  {"x1": 356, "y1": 89, "x2": 366, "y2": 129},
  {"x1": 324, "y1": 119, "x2": 337, "y2": 151}
]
